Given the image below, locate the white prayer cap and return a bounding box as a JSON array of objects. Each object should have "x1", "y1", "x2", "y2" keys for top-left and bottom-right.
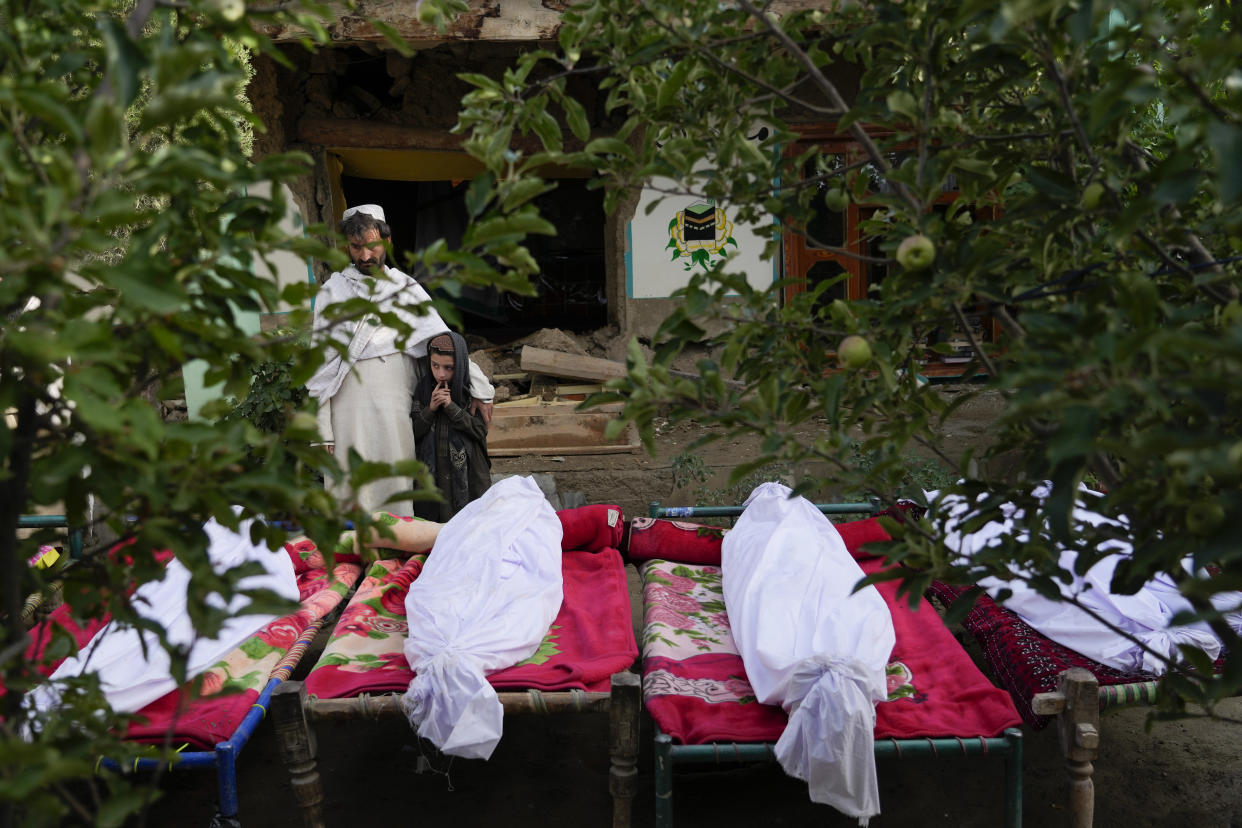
[{"x1": 342, "y1": 203, "x2": 386, "y2": 222}]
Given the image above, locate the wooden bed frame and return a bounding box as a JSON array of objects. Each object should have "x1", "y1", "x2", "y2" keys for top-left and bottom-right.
[{"x1": 270, "y1": 673, "x2": 642, "y2": 828}]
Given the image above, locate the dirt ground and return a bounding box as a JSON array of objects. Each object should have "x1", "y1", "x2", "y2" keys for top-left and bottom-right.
[{"x1": 135, "y1": 384, "x2": 1242, "y2": 828}]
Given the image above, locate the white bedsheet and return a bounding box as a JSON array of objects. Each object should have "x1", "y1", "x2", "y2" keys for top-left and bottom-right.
[
  {"x1": 929, "y1": 485, "x2": 1239, "y2": 674},
  {"x1": 723, "y1": 482, "x2": 895, "y2": 824},
  {"x1": 400, "y1": 475, "x2": 563, "y2": 760}
]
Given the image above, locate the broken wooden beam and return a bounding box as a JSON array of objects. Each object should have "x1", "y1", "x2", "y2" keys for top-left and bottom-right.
[
  {"x1": 519, "y1": 346, "x2": 629, "y2": 383},
  {"x1": 518, "y1": 345, "x2": 746, "y2": 391}
]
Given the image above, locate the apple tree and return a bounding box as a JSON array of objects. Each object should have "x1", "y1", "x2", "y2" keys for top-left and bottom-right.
[
  {"x1": 448, "y1": 0, "x2": 1242, "y2": 711},
  {"x1": 0, "y1": 0, "x2": 548, "y2": 821}
]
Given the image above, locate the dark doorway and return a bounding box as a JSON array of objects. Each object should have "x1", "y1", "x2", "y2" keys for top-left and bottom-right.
[{"x1": 340, "y1": 176, "x2": 607, "y2": 341}]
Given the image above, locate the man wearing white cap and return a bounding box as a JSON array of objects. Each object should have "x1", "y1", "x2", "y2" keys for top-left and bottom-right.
[{"x1": 306, "y1": 204, "x2": 494, "y2": 516}]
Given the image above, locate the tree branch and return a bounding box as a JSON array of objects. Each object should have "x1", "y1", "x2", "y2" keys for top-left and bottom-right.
[{"x1": 736, "y1": 0, "x2": 924, "y2": 216}]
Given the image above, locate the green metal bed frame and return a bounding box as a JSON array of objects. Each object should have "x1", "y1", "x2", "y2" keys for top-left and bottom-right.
[{"x1": 644, "y1": 500, "x2": 1024, "y2": 828}]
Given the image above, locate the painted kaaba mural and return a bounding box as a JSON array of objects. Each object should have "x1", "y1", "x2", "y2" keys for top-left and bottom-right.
[{"x1": 666, "y1": 200, "x2": 738, "y2": 271}]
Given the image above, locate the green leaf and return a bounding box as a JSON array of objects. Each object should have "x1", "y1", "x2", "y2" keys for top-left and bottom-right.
[
  {"x1": 561, "y1": 94, "x2": 590, "y2": 142},
  {"x1": 97, "y1": 788, "x2": 151, "y2": 828},
  {"x1": 464, "y1": 173, "x2": 496, "y2": 218},
  {"x1": 500, "y1": 178, "x2": 555, "y2": 212},
  {"x1": 98, "y1": 16, "x2": 148, "y2": 109},
  {"x1": 584, "y1": 137, "x2": 633, "y2": 159},
  {"x1": 370, "y1": 20, "x2": 415, "y2": 57},
  {"x1": 657, "y1": 60, "x2": 693, "y2": 111},
  {"x1": 886, "y1": 89, "x2": 919, "y2": 120},
  {"x1": 942, "y1": 586, "x2": 984, "y2": 626},
  {"x1": 16, "y1": 87, "x2": 83, "y2": 145},
  {"x1": 530, "y1": 109, "x2": 563, "y2": 153},
  {"x1": 1207, "y1": 122, "x2": 1242, "y2": 201},
  {"x1": 104, "y1": 266, "x2": 187, "y2": 313}
]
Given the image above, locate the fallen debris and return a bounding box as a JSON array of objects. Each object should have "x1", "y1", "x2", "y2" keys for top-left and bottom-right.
[{"x1": 519, "y1": 346, "x2": 627, "y2": 383}]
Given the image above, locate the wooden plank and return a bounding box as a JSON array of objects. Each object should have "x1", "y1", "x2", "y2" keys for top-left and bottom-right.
[
  {"x1": 495, "y1": 397, "x2": 582, "y2": 408},
  {"x1": 495, "y1": 394, "x2": 539, "y2": 407},
  {"x1": 299, "y1": 118, "x2": 466, "y2": 151},
  {"x1": 489, "y1": 442, "x2": 638, "y2": 458},
  {"x1": 486, "y1": 404, "x2": 638, "y2": 456},
  {"x1": 519, "y1": 346, "x2": 628, "y2": 382}
]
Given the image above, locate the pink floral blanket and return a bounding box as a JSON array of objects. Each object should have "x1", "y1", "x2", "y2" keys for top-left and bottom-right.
[
  {"x1": 303, "y1": 546, "x2": 638, "y2": 699},
  {"x1": 640, "y1": 520, "x2": 1021, "y2": 745}
]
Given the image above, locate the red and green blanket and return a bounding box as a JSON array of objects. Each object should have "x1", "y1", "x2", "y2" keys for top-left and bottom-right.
[
  {"x1": 304, "y1": 504, "x2": 639, "y2": 699},
  {"x1": 630, "y1": 516, "x2": 1021, "y2": 745}
]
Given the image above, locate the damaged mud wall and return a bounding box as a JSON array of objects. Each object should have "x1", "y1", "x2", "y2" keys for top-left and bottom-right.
[{"x1": 246, "y1": 40, "x2": 632, "y2": 336}]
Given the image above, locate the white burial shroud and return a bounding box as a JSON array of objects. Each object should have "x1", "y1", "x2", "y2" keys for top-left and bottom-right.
[
  {"x1": 29, "y1": 513, "x2": 298, "y2": 717},
  {"x1": 400, "y1": 475, "x2": 563, "y2": 760},
  {"x1": 722, "y1": 483, "x2": 895, "y2": 824},
  {"x1": 928, "y1": 484, "x2": 1238, "y2": 674}
]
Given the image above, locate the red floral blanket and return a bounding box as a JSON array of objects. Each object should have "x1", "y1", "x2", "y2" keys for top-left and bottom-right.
[
  {"x1": 304, "y1": 505, "x2": 638, "y2": 699},
  {"x1": 636, "y1": 517, "x2": 1021, "y2": 745},
  {"x1": 14, "y1": 538, "x2": 363, "y2": 750}
]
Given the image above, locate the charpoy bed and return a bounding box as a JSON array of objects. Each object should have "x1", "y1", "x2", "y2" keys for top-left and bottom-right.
[
  {"x1": 14, "y1": 530, "x2": 364, "y2": 827},
  {"x1": 270, "y1": 503, "x2": 642, "y2": 828},
  {"x1": 630, "y1": 502, "x2": 1024, "y2": 828},
  {"x1": 925, "y1": 580, "x2": 1223, "y2": 827}
]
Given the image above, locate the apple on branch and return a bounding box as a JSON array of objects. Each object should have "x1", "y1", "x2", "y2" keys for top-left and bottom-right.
[
  {"x1": 837, "y1": 335, "x2": 873, "y2": 370},
  {"x1": 896, "y1": 234, "x2": 935, "y2": 270}
]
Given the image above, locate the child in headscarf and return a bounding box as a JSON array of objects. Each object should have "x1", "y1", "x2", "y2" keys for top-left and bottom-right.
[{"x1": 411, "y1": 332, "x2": 492, "y2": 520}]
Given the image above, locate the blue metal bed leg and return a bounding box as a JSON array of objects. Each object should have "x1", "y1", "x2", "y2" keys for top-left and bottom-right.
[
  {"x1": 654, "y1": 730, "x2": 673, "y2": 828},
  {"x1": 212, "y1": 741, "x2": 241, "y2": 828},
  {"x1": 1004, "y1": 727, "x2": 1023, "y2": 828}
]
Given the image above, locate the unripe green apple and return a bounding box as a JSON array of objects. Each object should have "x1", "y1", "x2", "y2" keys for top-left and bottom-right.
[
  {"x1": 830, "y1": 298, "x2": 854, "y2": 324},
  {"x1": 1081, "y1": 181, "x2": 1105, "y2": 210},
  {"x1": 206, "y1": 0, "x2": 245, "y2": 22},
  {"x1": 824, "y1": 187, "x2": 848, "y2": 213},
  {"x1": 837, "y1": 335, "x2": 872, "y2": 370},
  {"x1": 1185, "y1": 501, "x2": 1225, "y2": 536},
  {"x1": 896, "y1": 234, "x2": 935, "y2": 270}
]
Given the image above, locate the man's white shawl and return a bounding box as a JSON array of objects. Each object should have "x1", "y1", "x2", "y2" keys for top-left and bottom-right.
[
  {"x1": 400, "y1": 475, "x2": 563, "y2": 759},
  {"x1": 722, "y1": 482, "x2": 895, "y2": 824},
  {"x1": 929, "y1": 484, "x2": 1241, "y2": 674},
  {"x1": 306, "y1": 265, "x2": 451, "y2": 404},
  {"x1": 28, "y1": 513, "x2": 298, "y2": 718}
]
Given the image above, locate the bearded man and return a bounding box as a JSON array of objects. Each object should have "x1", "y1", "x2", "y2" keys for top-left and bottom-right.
[{"x1": 306, "y1": 204, "x2": 494, "y2": 516}]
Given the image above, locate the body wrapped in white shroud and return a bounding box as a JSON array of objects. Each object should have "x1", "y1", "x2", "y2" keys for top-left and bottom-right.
[
  {"x1": 723, "y1": 483, "x2": 895, "y2": 824},
  {"x1": 400, "y1": 475, "x2": 563, "y2": 759}
]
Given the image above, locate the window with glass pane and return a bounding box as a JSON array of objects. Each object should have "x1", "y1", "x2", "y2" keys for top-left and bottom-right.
[
  {"x1": 805, "y1": 260, "x2": 849, "y2": 308},
  {"x1": 803, "y1": 156, "x2": 846, "y2": 250}
]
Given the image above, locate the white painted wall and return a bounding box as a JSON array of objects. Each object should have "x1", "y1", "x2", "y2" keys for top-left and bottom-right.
[{"x1": 626, "y1": 180, "x2": 778, "y2": 299}]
